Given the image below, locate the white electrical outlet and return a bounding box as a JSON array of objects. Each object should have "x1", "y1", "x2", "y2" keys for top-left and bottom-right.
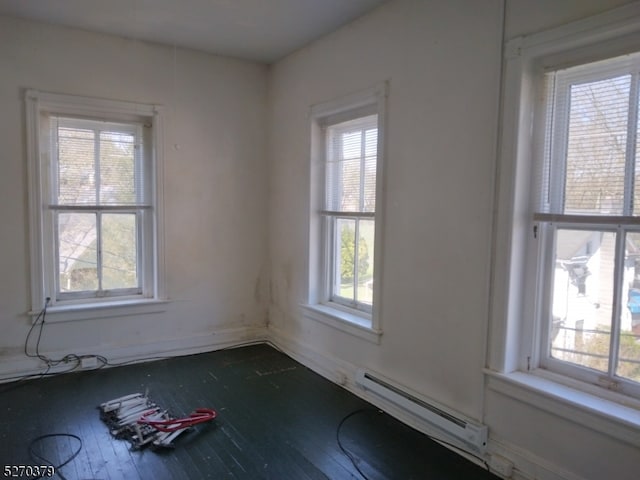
[
  {"x1": 489, "y1": 454, "x2": 514, "y2": 478},
  {"x1": 81, "y1": 356, "x2": 98, "y2": 369}
]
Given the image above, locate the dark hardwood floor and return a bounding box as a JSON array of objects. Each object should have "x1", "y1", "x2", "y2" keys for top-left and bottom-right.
[{"x1": 0, "y1": 344, "x2": 499, "y2": 479}]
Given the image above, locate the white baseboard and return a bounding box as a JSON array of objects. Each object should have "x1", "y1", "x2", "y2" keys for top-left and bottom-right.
[
  {"x1": 0, "y1": 319, "x2": 591, "y2": 480},
  {"x1": 267, "y1": 325, "x2": 589, "y2": 480},
  {"x1": 0, "y1": 325, "x2": 268, "y2": 383},
  {"x1": 267, "y1": 326, "x2": 492, "y2": 467},
  {"x1": 488, "y1": 436, "x2": 587, "y2": 480}
]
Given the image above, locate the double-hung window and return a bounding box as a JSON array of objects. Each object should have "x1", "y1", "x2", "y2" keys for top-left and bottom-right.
[
  {"x1": 324, "y1": 114, "x2": 378, "y2": 312},
  {"x1": 306, "y1": 84, "x2": 386, "y2": 338},
  {"x1": 26, "y1": 91, "x2": 165, "y2": 314},
  {"x1": 492, "y1": 3, "x2": 640, "y2": 445},
  {"x1": 535, "y1": 54, "x2": 640, "y2": 398}
]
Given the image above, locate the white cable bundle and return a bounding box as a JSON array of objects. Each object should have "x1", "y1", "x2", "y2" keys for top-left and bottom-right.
[{"x1": 99, "y1": 392, "x2": 183, "y2": 448}]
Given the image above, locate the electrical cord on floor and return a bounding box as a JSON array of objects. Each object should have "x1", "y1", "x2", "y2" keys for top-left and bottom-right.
[
  {"x1": 23, "y1": 298, "x2": 83, "y2": 369},
  {"x1": 336, "y1": 408, "x2": 375, "y2": 480},
  {"x1": 2, "y1": 311, "x2": 282, "y2": 394},
  {"x1": 24, "y1": 299, "x2": 108, "y2": 370},
  {"x1": 28, "y1": 433, "x2": 82, "y2": 480},
  {"x1": 336, "y1": 408, "x2": 492, "y2": 479}
]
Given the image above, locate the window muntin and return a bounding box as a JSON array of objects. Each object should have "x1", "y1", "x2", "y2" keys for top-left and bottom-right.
[
  {"x1": 323, "y1": 115, "x2": 378, "y2": 313},
  {"x1": 537, "y1": 54, "x2": 640, "y2": 396}
]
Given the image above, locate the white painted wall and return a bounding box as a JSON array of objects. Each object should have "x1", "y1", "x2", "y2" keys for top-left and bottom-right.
[
  {"x1": 0, "y1": 15, "x2": 269, "y2": 372},
  {"x1": 2, "y1": 1, "x2": 638, "y2": 479},
  {"x1": 268, "y1": 1, "x2": 639, "y2": 479},
  {"x1": 268, "y1": 0, "x2": 502, "y2": 423}
]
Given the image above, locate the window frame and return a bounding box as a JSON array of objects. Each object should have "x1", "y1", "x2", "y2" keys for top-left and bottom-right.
[
  {"x1": 490, "y1": 3, "x2": 640, "y2": 428},
  {"x1": 26, "y1": 90, "x2": 166, "y2": 320},
  {"x1": 303, "y1": 83, "x2": 387, "y2": 342}
]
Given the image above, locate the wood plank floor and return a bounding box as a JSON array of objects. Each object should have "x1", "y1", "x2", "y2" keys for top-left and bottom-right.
[{"x1": 0, "y1": 344, "x2": 499, "y2": 479}]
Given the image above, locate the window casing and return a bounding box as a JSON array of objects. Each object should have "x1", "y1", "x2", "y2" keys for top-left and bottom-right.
[
  {"x1": 305, "y1": 84, "x2": 387, "y2": 338},
  {"x1": 26, "y1": 91, "x2": 165, "y2": 315}
]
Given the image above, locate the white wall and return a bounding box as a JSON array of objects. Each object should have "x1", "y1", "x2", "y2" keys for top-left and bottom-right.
[
  {"x1": 268, "y1": 1, "x2": 639, "y2": 479},
  {"x1": 2, "y1": 1, "x2": 638, "y2": 479},
  {"x1": 268, "y1": 0, "x2": 502, "y2": 422},
  {"x1": 0, "y1": 15, "x2": 269, "y2": 372}
]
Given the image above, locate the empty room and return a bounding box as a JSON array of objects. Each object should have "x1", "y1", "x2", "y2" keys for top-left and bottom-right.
[{"x1": 0, "y1": 1, "x2": 639, "y2": 479}]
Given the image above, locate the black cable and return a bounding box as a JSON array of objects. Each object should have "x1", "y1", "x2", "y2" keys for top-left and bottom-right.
[
  {"x1": 336, "y1": 408, "x2": 491, "y2": 479},
  {"x1": 4, "y1": 330, "x2": 281, "y2": 394},
  {"x1": 28, "y1": 433, "x2": 82, "y2": 480},
  {"x1": 101, "y1": 355, "x2": 170, "y2": 367},
  {"x1": 336, "y1": 408, "x2": 374, "y2": 480},
  {"x1": 24, "y1": 299, "x2": 51, "y2": 364}
]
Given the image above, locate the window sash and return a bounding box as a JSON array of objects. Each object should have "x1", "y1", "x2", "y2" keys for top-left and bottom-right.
[
  {"x1": 50, "y1": 117, "x2": 147, "y2": 208},
  {"x1": 540, "y1": 54, "x2": 640, "y2": 217},
  {"x1": 52, "y1": 208, "x2": 144, "y2": 300},
  {"x1": 324, "y1": 214, "x2": 374, "y2": 313},
  {"x1": 538, "y1": 221, "x2": 640, "y2": 397},
  {"x1": 324, "y1": 116, "x2": 377, "y2": 214}
]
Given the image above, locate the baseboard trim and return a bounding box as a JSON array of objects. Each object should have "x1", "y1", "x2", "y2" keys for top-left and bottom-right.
[
  {"x1": 0, "y1": 325, "x2": 268, "y2": 383},
  {"x1": 267, "y1": 325, "x2": 591, "y2": 480},
  {"x1": 488, "y1": 437, "x2": 587, "y2": 480},
  {"x1": 267, "y1": 326, "x2": 493, "y2": 469}
]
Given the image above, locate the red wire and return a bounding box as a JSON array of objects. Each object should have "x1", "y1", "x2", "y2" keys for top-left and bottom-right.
[{"x1": 138, "y1": 408, "x2": 216, "y2": 432}]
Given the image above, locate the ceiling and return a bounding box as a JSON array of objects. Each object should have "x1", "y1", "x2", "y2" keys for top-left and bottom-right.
[{"x1": 0, "y1": 0, "x2": 388, "y2": 63}]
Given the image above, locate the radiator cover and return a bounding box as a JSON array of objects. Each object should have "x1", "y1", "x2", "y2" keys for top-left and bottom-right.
[{"x1": 355, "y1": 369, "x2": 488, "y2": 453}]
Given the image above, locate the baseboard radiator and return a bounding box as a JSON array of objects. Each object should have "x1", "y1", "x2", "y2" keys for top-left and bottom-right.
[{"x1": 355, "y1": 370, "x2": 488, "y2": 453}]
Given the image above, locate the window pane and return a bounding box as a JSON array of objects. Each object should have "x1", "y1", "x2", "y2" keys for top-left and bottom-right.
[
  {"x1": 358, "y1": 219, "x2": 375, "y2": 306},
  {"x1": 100, "y1": 131, "x2": 138, "y2": 205},
  {"x1": 619, "y1": 232, "x2": 640, "y2": 383},
  {"x1": 363, "y1": 128, "x2": 377, "y2": 213},
  {"x1": 550, "y1": 229, "x2": 614, "y2": 374},
  {"x1": 340, "y1": 146, "x2": 362, "y2": 212},
  {"x1": 57, "y1": 126, "x2": 96, "y2": 205},
  {"x1": 564, "y1": 75, "x2": 630, "y2": 215},
  {"x1": 334, "y1": 218, "x2": 356, "y2": 302},
  {"x1": 58, "y1": 213, "x2": 98, "y2": 292},
  {"x1": 325, "y1": 115, "x2": 378, "y2": 213},
  {"x1": 326, "y1": 132, "x2": 362, "y2": 212},
  {"x1": 634, "y1": 95, "x2": 640, "y2": 215},
  {"x1": 102, "y1": 214, "x2": 138, "y2": 290}
]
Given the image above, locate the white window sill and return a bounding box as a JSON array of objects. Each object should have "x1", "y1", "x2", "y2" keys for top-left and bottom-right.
[
  {"x1": 29, "y1": 298, "x2": 169, "y2": 323},
  {"x1": 301, "y1": 303, "x2": 382, "y2": 344},
  {"x1": 485, "y1": 369, "x2": 640, "y2": 447}
]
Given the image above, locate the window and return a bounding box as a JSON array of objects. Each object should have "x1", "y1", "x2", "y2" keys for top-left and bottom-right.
[
  {"x1": 489, "y1": 5, "x2": 640, "y2": 420},
  {"x1": 305, "y1": 84, "x2": 386, "y2": 340},
  {"x1": 26, "y1": 91, "x2": 165, "y2": 315},
  {"x1": 535, "y1": 54, "x2": 640, "y2": 398},
  {"x1": 324, "y1": 114, "x2": 378, "y2": 312}
]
